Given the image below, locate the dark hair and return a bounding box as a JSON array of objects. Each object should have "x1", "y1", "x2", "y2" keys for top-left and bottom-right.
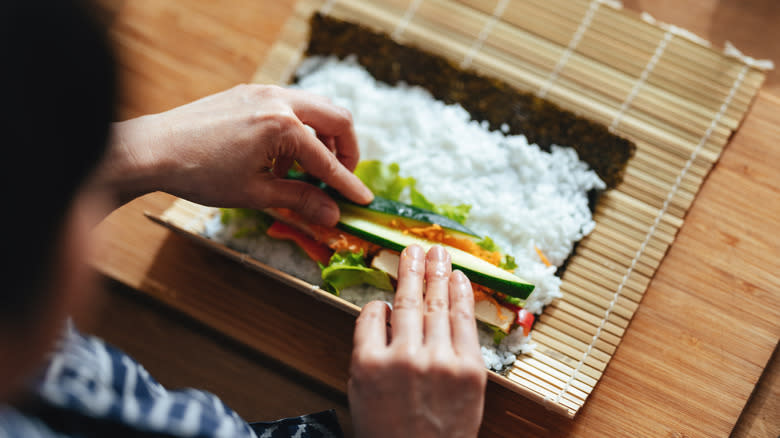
[{"x1": 0, "y1": 1, "x2": 117, "y2": 323}]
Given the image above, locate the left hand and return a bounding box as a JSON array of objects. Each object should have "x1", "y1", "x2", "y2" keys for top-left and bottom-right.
[{"x1": 94, "y1": 84, "x2": 373, "y2": 225}]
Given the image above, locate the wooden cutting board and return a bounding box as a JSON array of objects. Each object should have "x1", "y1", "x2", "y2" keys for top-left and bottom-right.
[{"x1": 90, "y1": 0, "x2": 779, "y2": 436}]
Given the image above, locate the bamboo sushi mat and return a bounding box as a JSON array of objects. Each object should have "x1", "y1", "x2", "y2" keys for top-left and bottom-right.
[{"x1": 151, "y1": 0, "x2": 769, "y2": 418}]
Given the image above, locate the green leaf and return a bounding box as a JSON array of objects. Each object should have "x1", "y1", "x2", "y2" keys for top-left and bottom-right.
[
  {"x1": 354, "y1": 160, "x2": 472, "y2": 224},
  {"x1": 476, "y1": 236, "x2": 501, "y2": 252},
  {"x1": 321, "y1": 251, "x2": 394, "y2": 295},
  {"x1": 500, "y1": 255, "x2": 518, "y2": 271},
  {"x1": 354, "y1": 160, "x2": 415, "y2": 201},
  {"x1": 491, "y1": 325, "x2": 508, "y2": 344},
  {"x1": 220, "y1": 208, "x2": 273, "y2": 238},
  {"x1": 409, "y1": 186, "x2": 471, "y2": 225},
  {"x1": 433, "y1": 203, "x2": 471, "y2": 225},
  {"x1": 501, "y1": 295, "x2": 525, "y2": 308}
]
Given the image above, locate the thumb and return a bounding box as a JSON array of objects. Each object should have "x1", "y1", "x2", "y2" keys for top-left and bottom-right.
[{"x1": 249, "y1": 178, "x2": 340, "y2": 226}]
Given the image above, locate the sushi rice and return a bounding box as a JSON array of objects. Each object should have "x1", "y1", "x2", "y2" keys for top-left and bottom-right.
[{"x1": 204, "y1": 56, "x2": 605, "y2": 371}]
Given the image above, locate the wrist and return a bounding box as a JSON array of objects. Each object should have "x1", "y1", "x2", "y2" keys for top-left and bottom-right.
[{"x1": 92, "y1": 115, "x2": 170, "y2": 203}]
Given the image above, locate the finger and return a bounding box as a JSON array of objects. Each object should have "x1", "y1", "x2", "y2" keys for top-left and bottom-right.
[
  {"x1": 289, "y1": 126, "x2": 373, "y2": 205},
  {"x1": 423, "y1": 246, "x2": 452, "y2": 346},
  {"x1": 449, "y1": 270, "x2": 481, "y2": 358},
  {"x1": 249, "y1": 178, "x2": 340, "y2": 226},
  {"x1": 390, "y1": 245, "x2": 425, "y2": 347},
  {"x1": 285, "y1": 89, "x2": 361, "y2": 172},
  {"x1": 353, "y1": 300, "x2": 391, "y2": 353}
]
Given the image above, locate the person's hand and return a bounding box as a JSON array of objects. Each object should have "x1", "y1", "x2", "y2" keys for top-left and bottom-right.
[
  {"x1": 96, "y1": 84, "x2": 373, "y2": 225},
  {"x1": 348, "y1": 245, "x2": 486, "y2": 438}
]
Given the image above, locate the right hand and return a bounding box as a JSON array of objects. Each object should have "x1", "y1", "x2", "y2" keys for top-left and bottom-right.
[{"x1": 348, "y1": 245, "x2": 487, "y2": 438}]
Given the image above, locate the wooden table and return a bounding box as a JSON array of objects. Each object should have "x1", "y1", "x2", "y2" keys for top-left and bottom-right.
[{"x1": 88, "y1": 1, "x2": 779, "y2": 436}]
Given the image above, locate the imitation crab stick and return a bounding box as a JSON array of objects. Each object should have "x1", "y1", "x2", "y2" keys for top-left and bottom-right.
[
  {"x1": 266, "y1": 221, "x2": 333, "y2": 265},
  {"x1": 265, "y1": 208, "x2": 380, "y2": 256}
]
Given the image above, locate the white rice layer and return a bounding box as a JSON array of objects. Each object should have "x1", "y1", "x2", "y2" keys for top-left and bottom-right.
[{"x1": 204, "y1": 56, "x2": 605, "y2": 371}]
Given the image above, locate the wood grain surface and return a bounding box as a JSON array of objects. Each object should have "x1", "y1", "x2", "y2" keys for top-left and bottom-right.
[{"x1": 87, "y1": 0, "x2": 779, "y2": 437}]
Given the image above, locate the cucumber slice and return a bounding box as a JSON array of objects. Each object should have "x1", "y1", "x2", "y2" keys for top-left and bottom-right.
[
  {"x1": 285, "y1": 170, "x2": 479, "y2": 237},
  {"x1": 339, "y1": 196, "x2": 479, "y2": 237},
  {"x1": 337, "y1": 213, "x2": 535, "y2": 299},
  {"x1": 339, "y1": 199, "x2": 479, "y2": 239}
]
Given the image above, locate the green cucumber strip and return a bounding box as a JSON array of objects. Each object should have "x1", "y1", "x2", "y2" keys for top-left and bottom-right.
[
  {"x1": 337, "y1": 213, "x2": 535, "y2": 299},
  {"x1": 338, "y1": 201, "x2": 479, "y2": 239},
  {"x1": 285, "y1": 169, "x2": 480, "y2": 237},
  {"x1": 337, "y1": 195, "x2": 479, "y2": 237}
]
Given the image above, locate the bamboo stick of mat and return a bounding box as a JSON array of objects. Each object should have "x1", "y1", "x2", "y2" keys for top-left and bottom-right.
[{"x1": 238, "y1": 0, "x2": 772, "y2": 418}]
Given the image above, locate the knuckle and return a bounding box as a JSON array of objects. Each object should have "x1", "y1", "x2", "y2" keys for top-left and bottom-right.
[
  {"x1": 356, "y1": 305, "x2": 386, "y2": 326},
  {"x1": 425, "y1": 297, "x2": 449, "y2": 314},
  {"x1": 393, "y1": 295, "x2": 421, "y2": 310},
  {"x1": 460, "y1": 365, "x2": 487, "y2": 390},
  {"x1": 253, "y1": 84, "x2": 284, "y2": 99},
  {"x1": 267, "y1": 112, "x2": 298, "y2": 131},
  {"x1": 391, "y1": 342, "x2": 420, "y2": 364},
  {"x1": 428, "y1": 348, "x2": 455, "y2": 372},
  {"x1": 451, "y1": 307, "x2": 475, "y2": 322},
  {"x1": 333, "y1": 106, "x2": 353, "y2": 128},
  {"x1": 351, "y1": 348, "x2": 383, "y2": 372}
]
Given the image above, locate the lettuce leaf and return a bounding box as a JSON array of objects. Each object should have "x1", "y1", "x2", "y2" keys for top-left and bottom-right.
[
  {"x1": 409, "y1": 187, "x2": 471, "y2": 225},
  {"x1": 500, "y1": 255, "x2": 518, "y2": 271},
  {"x1": 321, "y1": 251, "x2": 393, "y2": 295},
  {"x1": 220, "y1": 208, "x2": 273, "y2": 238},
  {"x1": 355, "y1": 160, "x2": 471, "y2": 224},
  {"x1": 354, "y1": 161, "x2": 415, "y2": 201},
  {"x1": 477, "y1": 236, "x2": 518, "y2": 271},
  {"x1": 476, "y1": 236, "x2": 501, "y2": 252}
]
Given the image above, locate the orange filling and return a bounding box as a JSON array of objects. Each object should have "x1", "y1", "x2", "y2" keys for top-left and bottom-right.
[
  {"x1": 390, "y1": 221, "x2": 502, "y2": 266},
  {"x1": 534, "y1": 244, "x2": 552, "y2": 267}
]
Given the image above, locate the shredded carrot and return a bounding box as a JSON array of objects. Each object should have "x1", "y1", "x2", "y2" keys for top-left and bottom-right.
[
  {"x1": 534, "y1": 244, "x2": 552, "y2": 267},
  {"x1": 314, "y1": 226, "x2": 380, "y2": 255},
  {"x1": 390, "y1": 221, "x2": 503, "y2": 266}
]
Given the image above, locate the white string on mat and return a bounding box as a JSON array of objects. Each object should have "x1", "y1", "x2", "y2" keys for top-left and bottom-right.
[
  {"x1": 537, "y1": 0, "x2": 602, "y2": 99},
  {"x1": 460, "y1": 0, "x2": 511, "y2": 69},
  {"x1": 552, "y1": 61, "x2": 751, "y2": 406},
  {"x1": 609, "y1": 30, "x2": 673, "y2": 132},
  {"x1": 392, "y1": 0, "x2": 424, "y2": 40}
]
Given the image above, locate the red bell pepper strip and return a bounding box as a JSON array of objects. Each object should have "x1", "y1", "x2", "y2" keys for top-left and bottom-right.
[
  {"x1": 516, "y1": 308, "x2": 535, "y2": 337},
  {"x1": 266, "y1": 220, "x2": 333, "y2": 265}
]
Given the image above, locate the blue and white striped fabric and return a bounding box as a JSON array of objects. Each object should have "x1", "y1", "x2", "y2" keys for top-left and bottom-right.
[{"x1": 0, "y1": 322, "x2": 343, "y2": 438}]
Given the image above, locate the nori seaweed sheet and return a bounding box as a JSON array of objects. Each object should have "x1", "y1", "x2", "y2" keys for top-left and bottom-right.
[{"x1": 302, "y1": 13, "x2": 635, "y2": 190}]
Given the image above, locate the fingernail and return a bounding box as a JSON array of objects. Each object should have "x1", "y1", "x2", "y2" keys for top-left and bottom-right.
[
  {"x1": 429, "y1": 245, "x2": 449, "y2": 262},
  {"x1": 404, "y1": 244, "x2": 424, "y2": 260},
  {"x1": 382, "y1": 301, "x2": 393, "y2": 312},
  {"x1": 357, "y1": 180, "x2": 374, "y2": 204},
  {"x1": 452, "y1": 270, "x2": 468, "y2": 284}
]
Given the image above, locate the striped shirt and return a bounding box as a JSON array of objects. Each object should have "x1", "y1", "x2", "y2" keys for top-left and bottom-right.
[{"x1": 0, "y1": 322, "x2": 343, "y2": 438}]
